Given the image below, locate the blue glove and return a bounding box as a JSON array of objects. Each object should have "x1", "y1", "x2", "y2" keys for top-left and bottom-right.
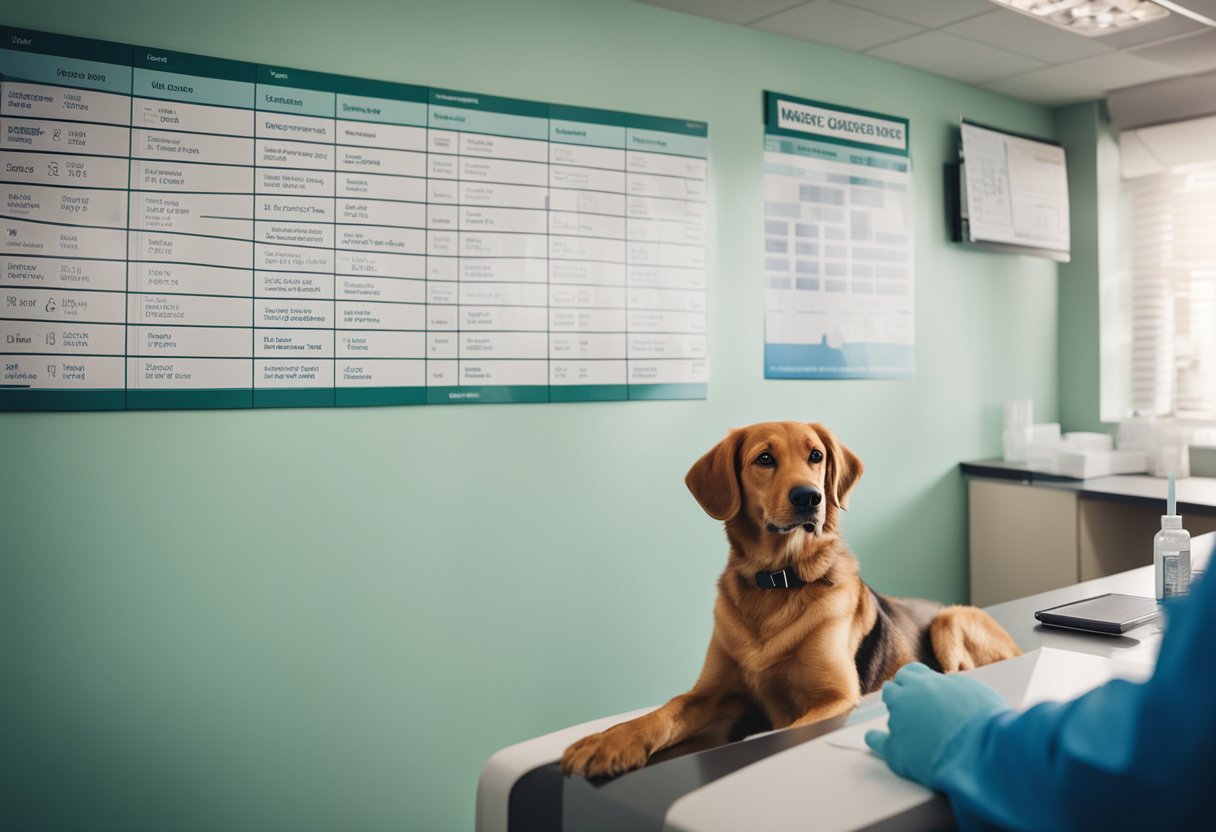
[{"x1": 865, "y1": 662, "x2": 1008, "y2": 787}]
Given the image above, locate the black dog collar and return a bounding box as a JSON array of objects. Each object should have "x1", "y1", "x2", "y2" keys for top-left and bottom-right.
[
  {"x1": 754, "y1": 568, "x2": 834, "y2": 590},
  {"x1": 755, "y1": 567, "x2": 806, "y2": 589}
]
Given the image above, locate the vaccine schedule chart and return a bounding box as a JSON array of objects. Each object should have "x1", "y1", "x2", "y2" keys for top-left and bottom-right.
[
  {"x1": 0, "y1": 28, "x2": 708, "y2": 410},
  {"x1": 763, "y1": 92, "x2": 913, "y2": 380}
]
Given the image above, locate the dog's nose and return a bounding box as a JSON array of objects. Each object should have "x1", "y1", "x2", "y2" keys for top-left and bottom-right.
[{"x1": 789, "y1": 485, "x2": 822, "y2": 509}]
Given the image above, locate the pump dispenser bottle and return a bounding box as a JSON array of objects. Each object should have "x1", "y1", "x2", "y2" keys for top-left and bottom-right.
[{"x1": 1154, "y1": 471, "x2": 1191, "y2": 600}]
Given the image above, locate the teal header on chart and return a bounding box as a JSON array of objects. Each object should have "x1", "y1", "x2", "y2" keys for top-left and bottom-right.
[
  {"x1": 550, "y1": 104, "x2": 707, "y2": 138},
  {"x1": 1, "y1": 26, "x2": 130, "y2": 68},
  {"x1": 430, "y1": 88, "x2": 550, "y2": 120},
  {"x1": 133, "y1": 68, "x2": 256, "y2": 109},
  {"x1": 549, "y1": 119, "x2": 627, "y2": 150},
  {"x1": 257, "y1": 67, "x2": 336, "y2": 117},
  {"x1": 255, "y1": 82, "x2": 334, "y2": 118},
  {"x1": 428, "y1": 88, "x2": 549, "y2": 140},
  {"x1": 764, "y1": 136, "x2": 910, "y2": 173},
  {"x1": 628, "y1": 128, "x2": 707, "y2": 159},
  {"x1": 623, "y1": 113, "x2": 707, "y2": 138},
  {"x1": 337, "y1": 94, "x2": 428, "y2": 127},
  {"x1": 550, "y1": 103, "x2": 635, "y2": 130},
  {"x1": 132, "y1": 47, "x2": 256, "y2": 84},
  {"x1": 764, "y1": 90, "x2": 908, "y2": 157},
  {"x1": 338, "y1": 76, "x2": 429, "y2": 106},
  {"x1": 428, "y1": 104, "x2": 548, "y2": 140},
  {"x1": 259, "y1": 64, "x2": 430, "y2": 106},
  {"x1": 1, "y1": 25, "x2": 707, "y2": 155},
  {"x1": 0, "y1": 47, "x2": 132, "y2": 95}
]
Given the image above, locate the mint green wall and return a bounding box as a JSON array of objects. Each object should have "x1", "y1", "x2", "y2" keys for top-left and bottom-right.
[
  {"x1": 1055, "y1": 100, "x2": 1126, "y2": 433},
  {"x1": 0, "y1": 1, "x2": 1059, "y2": 829},
  {"x1": 1054, "y1": 101, "x2": 1106, "y2": 434}
]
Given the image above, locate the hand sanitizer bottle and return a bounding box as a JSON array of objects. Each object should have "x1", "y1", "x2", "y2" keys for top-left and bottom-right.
[{"x1": 1154, "y1": 471, "x2": 1192, "y2": 600}]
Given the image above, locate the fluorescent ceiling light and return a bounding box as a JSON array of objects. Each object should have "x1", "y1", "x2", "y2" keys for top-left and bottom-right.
[{"x1": 989, "y1": 0, "x2": 1171, "y2": 36}]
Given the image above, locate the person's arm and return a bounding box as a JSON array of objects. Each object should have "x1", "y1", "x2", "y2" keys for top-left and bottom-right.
[{"x1": 869, "y1": 572, "x2": 1216, "y2": 831}]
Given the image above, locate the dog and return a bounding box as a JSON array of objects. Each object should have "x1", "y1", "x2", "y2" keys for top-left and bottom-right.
[{"x1": 561, "y1": 421, "x2": 1021, "y2": 779}]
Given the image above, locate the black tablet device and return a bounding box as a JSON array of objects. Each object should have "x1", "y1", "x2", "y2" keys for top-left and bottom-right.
[{"x1": 1034, "y1": 593, "x2": 1161, "y2": 635}]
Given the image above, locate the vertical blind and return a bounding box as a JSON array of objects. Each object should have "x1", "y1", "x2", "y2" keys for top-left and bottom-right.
[{"x1": 1123, "y1": 161, "x2": 1216, "y2": 419}]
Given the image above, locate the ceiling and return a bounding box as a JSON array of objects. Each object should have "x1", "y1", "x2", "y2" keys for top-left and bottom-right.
[{"x1": 633, "y1": 0, "x2": 1216, "y2": 106}]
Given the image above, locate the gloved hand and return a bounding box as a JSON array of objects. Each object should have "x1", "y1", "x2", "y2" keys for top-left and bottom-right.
[{"x1": 865, "y1": 662, "x2": 1008, "y2": 787}]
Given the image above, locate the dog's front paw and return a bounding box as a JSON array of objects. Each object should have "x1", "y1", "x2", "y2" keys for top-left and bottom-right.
[{"x1": 561, "y1": 726, "x2": 651, "y2": 778}]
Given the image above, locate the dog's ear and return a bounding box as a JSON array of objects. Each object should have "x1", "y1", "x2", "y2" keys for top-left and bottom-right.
[
  {"x1": 811, "y1": 423, "x2": 863, "y2": 510},
  {"x1": 685, "y1": 429, "x2": 744, "y2": 521}
]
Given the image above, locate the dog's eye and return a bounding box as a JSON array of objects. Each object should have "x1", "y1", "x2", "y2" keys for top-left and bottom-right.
[
  {"x1": 755, "y1": 452, "x2": 776, "y2": 467},
  {"x1": 810, "y1": 449, "x2": 824, "y2": 463}
]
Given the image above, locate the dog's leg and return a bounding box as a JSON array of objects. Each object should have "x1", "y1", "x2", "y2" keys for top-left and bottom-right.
[
  {"x1": 786, "y1": 695, "x2": 858, "y2": 730},
  {"x1": 562, "y1": 640, "x2": 749, "y2": 778},
  {"x1": 786, "y1": 663, "x2": 861, "y2": 729},
  {"x1": 780, "y1": 626, "x2": 864, "y2": 730},
  {"x1": 560, "y1": 689, "x2": 754, "y2": 778},
  {"x1": 647, "y1": 703, "x2": 771, "y2": 765},
  {"x1": 930, "y1": 606, "x2": 1022, "y2": 672}
]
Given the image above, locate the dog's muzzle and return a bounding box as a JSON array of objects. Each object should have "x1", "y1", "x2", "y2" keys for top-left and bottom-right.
[
  {"x1": 765, "y1": 485, "x2": 822, "y2": 533},
  {"x1": 765, "y1": 517, "x2": 818, "y2": 534}
]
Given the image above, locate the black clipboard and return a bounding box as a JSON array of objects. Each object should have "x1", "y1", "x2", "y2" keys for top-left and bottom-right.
[{"x1": 1034, "y1": 593, "x2": 1161, "y2": 635}]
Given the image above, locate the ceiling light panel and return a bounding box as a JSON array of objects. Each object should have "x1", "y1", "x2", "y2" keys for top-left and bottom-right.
[{"x1": 989, "y1": 0, "x2": 1171, "y2": 36}]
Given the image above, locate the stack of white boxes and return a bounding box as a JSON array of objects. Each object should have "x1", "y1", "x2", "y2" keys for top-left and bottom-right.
[
  {"x1": 1004, "y1": 401, "x2": 1216, "y2": 479},
  {"x1": 1020, "y1": 426, "x2": 1148, "y2": 479},
  {"x1": 1002, "y1": 401, "x2": 1151, "y2": 479}
]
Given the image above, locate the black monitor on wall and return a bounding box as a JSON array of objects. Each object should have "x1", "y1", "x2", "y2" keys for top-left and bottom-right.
[{"x1": 949, "y1": 119, "x2": 1071, "y2": 262}]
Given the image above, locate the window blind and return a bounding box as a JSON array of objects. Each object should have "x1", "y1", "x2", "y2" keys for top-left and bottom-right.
[{"x1": 1123, "y1": 161, "x2": 1216, "y2": 419}]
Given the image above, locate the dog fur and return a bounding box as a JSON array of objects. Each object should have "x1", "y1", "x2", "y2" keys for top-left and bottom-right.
[{"x1": 561, "y1": 421, "x2": 1021, "y2": 779}]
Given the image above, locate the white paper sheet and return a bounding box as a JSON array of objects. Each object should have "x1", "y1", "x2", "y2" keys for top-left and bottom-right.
[{"x1": 825, "y1": 648, "x2": 1154, "y2": 753}]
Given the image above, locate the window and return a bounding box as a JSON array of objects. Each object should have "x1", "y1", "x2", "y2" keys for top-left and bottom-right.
[{"x1": 1107, "y1": 156, "x2": 1216, "y2": 421}]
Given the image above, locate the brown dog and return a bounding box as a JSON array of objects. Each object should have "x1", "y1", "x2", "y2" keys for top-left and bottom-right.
[{"x1": 562, "y1": 421, "x2": 1021, "y2": 779}]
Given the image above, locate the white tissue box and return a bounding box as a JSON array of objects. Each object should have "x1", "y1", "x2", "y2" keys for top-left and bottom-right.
[
  {"x1": 1031, "y1": 423, "x2": 1061, "y2": 443},
  {"x1": 1110, "y1": 450, "x2": 1149, "y2": 475},
  {"x1": 1055, "y1": 451, "x2": 1106, "y2": 479},
  {"x1": 1025, "y1": 442, "x2": 1062, "y2": 475},
  {"x1": 1055, "y1": 449, "x2": 1148, "y2": 479},
  {"x1": 1063, "y1": 432, "x2": 1113, "y2": 453}
]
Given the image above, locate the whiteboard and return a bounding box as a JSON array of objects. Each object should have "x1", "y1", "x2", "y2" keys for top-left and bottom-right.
[{"x1": 961, "y1": 120, "x2": 1069, "y2": 261}]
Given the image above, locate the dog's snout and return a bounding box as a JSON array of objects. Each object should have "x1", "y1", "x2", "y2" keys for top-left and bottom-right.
[{"x1": 788, "y1": 485, "x2": 822, "y2": 509}]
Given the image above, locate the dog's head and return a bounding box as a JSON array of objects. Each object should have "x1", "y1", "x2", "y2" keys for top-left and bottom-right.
[{"x1": 685, "y1": 422, "x2": 862, "y2": 544}]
